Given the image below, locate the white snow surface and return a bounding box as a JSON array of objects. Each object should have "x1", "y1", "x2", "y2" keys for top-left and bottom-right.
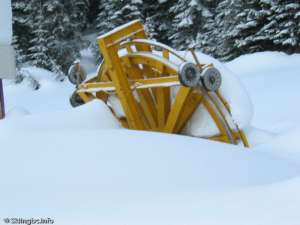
[
  {"x1": 0, "y1": 0, "x2": 13, "y2": 44},
  {"x1": 1, "y1": 51, "x2": 300, "y2": 224}
]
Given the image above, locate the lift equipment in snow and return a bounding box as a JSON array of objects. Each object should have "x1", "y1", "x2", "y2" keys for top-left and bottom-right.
[{"x1": 68, "y1": 20, "x2": 249, "y2": 147}]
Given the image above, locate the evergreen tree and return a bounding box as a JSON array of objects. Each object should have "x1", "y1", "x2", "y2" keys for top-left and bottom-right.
[
  {"x1": 150, "y1": 0, "x2": 175, "y2": 44},
  {"x1": 28, "y1": 0, "x2": 55, "y2": 71},
  {"x1": 141, "y1": 0, "x2": 161, "y2": 41},
  {"x1": 27, "y1": 0, "x2": 85, "y2": 75},
  {"x1": 87, "y1": 0, "x2": 101, "y2": 25},
  {"x1": 265, "y1": 1, "x2": 300, "y2": 53},
  {"x1": 13, "y1": 0, "x2": 300, "y2": 71},
  {"x1": 215, "y1": 0, "x2": 275, "y2": 60},
  {"x1": 170, "y1": 0, "x2": 215, "y2": 50},
  {"x1": 97, "y1": 0, "x2": 143, "y2": 33},
  {"x1": 72, "y1": 0, "x2": 90, "y2": 31},
  {"x1": 195, "y1": 0, "x2": 219, "y2": 54},
  {"x1": 144, "y1": 16, "x2": 157, "y2": 40},
  {"x1": 94, "y1": 0, "x2": 144, "y2": 62},
  {"x1": 45, "y1": 1, "x2": 83, "y2": 73},
  {"x1": 12, "y1": 0, "x2": 33, "y2": 64},
  {"x1": 213, "y1": 0, "x2": 300, "y2": 60},
  {"x1": 96, "y1": 0, "x2": 110, "y2": 35}
]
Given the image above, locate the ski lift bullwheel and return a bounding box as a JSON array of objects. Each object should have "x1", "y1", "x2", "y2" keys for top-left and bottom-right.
[{"x1": 70, "y1": 20, "x2": 249, "y2": 147}]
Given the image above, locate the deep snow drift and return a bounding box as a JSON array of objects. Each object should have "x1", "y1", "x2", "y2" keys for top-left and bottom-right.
[{"x1": 1, "y1": 51, "x2": 300, "y2": 225}]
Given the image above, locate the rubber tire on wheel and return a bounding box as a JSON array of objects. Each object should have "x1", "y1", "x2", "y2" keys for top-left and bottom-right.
[{"x1": 70, "y1": 91, "x2": 85, "y2": 107}]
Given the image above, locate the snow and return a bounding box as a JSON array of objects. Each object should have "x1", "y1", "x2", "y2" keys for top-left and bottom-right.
[
  {"x1": 132, "y1": 39, "x2": 186, "y2": 62},
  {"x1": 1, "y1": 51, "x2": 300, "y2": 224},
  {"x1": 79, "y1": 48, "x2": 98, "y2": 75},
  {"x1": 129, "y1": 51, "x2": 179, "y2": 71},
  {"x1": 226, "y1": 51, "x2": 300, "y2": 131},
  {"x1": 0, "y1": 0, "x2": 12, "y2": 44},
  {"x1": 4, "y1": 67, "x2": 74, "y2": 113}
]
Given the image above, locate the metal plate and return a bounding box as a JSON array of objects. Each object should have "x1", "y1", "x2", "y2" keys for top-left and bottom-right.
[{"x1": 0, "y1": 45, "x2": 16, "y2": 79}]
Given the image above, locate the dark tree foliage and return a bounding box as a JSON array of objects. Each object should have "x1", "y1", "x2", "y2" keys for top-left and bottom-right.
[
  {"x1": 12, "y1": 0, "x2": 300, "y2": 78},
  {"x1": 12, "y1": 0, "x2": 89, "y2": 75}
]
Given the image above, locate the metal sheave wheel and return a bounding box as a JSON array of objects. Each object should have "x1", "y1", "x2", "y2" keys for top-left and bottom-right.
[
  {"x1": 178, "y1": 62, "x2": 202, "y2": 88},
  {"x1": 68, "y1": 63, "x2": 86, "y2": 85},
  {"x1": 201, "y1": 67, "x2": 222, "y2": 92},
  {"x1": 70, "y1": 91, "x2": 85, "y2": 107}
]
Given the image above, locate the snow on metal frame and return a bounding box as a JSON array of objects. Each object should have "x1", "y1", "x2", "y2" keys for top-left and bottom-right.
[{"x1": 127, "y1": 51, "x2": 180, "y2": 72}]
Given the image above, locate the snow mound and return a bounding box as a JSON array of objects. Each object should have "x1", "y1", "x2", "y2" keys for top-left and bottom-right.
[
  {"x1": 0, "y1": 100, "x2": 120, "y2": 136},
  {"x1": 0, "y1": 127, "x2": 300, "y2": 222},
  {"x1": 4, "y1": 67, "x2": 75, "y2": 114},
  {"x1": 226, "y1": 52, "x2": 300, "y2": 131},
  {"x1": 6, "y1": 107, "x2": 31, "y2": 118},
  {"x1": 226, "y1": 51, "x2": 300, "y2": 76},
  {"x1": 257, "y1": 127, "x2": 300, "y2": 164}
]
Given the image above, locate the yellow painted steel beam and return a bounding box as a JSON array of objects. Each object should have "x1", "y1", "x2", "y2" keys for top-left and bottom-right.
[
  {"x1": 216, "y1": 90, "x2": 250, "y2": 148},
  {"x1": 209, "y1": 131, "x2": 249, "y2": 145},
  {"x1": 175, "y1": 91, "x2": 203, "y2": 133},
  {"x1": 164, "y1": 86, "x2": 192, "y2": 133},
  {"x1": 78, "y1": 76, "x2": 179, "y2": 92},
  {"x1": 96, "y1": 21, "x2": 151, "y2": 130},
  {"x1": 127, "y1": 31, "x2": 166, "y2": 122},
  {"x1": 119, "y1": 40, "x2": 187, "y2": 63},
  {"x1": 155, "y1": 50, "x2": 171, "y2": 129},
  {"x1": 202, "y1": 97, "x2": 232, "y2": 144},
  {"x1": 98, "y1": 20, "x2": 145, "y2": 48},
  {"x1": 238, "y1": 130, "x2": 250, "y2": 148},
  {"x1": 77, "y1": 92, "x2": 94, "y2": 103},
  {"x1": 125, "y1": 53, "x2": 178, "y2": 75},
  {"x1": 123, "y1": 63, "x2": 158, "y2": 129},
  {"x1": 97, "y1": 41, "x2": 146, "y2": 130},
  {"x1": 95, "y1": 91, "x2": 109, "y2": 102},
  {"x1": 207, "y1": 92, "x2": 237, "y2": 145}
]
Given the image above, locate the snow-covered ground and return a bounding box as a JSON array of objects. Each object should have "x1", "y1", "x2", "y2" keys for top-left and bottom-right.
[{"x1": 1, "y1": 51, "x2": 300, "y2": 225}]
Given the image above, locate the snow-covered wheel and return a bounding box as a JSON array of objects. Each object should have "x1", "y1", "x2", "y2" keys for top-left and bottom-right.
[
  {"x1": 69, "y1": 91, "x2": 84, "y2": 108},
  {"x1": 68, "y1": 62, "x2": 86, "y2": 85}
]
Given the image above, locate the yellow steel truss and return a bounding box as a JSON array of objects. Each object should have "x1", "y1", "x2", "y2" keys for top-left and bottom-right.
[{"x1": 73, "y1": 20, "x2": 249, "y2": 147}]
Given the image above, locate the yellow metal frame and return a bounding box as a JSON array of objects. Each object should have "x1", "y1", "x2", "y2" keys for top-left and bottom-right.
[{"x1": 74, "y1": 20, "x2": 249, "y2": 147}]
